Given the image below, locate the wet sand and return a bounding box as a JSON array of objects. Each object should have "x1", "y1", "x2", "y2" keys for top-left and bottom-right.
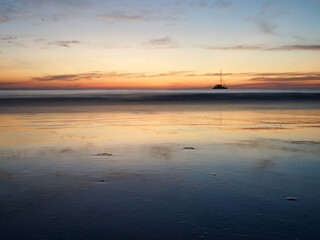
[{"x1": 0, "y1": 99, "x2": 320, "y2": 239}]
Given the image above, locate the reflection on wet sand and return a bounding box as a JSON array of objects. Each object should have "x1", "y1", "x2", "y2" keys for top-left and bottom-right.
[
  {"x1": 0, "y1": 102, "x2": 320, "y2": 240},
  {"x1": 149, "y1": 145, "x2": 176, "y2": 160}
]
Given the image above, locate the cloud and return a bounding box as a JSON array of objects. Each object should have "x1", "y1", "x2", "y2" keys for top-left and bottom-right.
[
  {"x1": 249, "y1": 72, "x2": 320, "y2": 81},
  {"x1": 98, "y1": 11, "x2": 178, "y2": 22},
  {"x1": 213, "y1": 0, "x2": 232, "y2": 8},
  {"x1": 32, "y1": 72, "x2": 104, "y2": 82},
  {"x1": 0, "y1": 0, "x2": 23, "y2": 23},
  {"x1": 98, "y1": 13, "x2": 146, "y2": 21},
  {"x1": 32, "y1": 72, "x2": 150, "y2": 82},
  {"x1": 198, "y1": 45, "x2": 264, "y2": 50},
  {"x1": 0, "y1": 0, "x2": 90, "y2": 24},
  {"x1": 251, "y1": 75, "x2": 320, "y2": 82},
  {"x1": 33, "y1": 74, "x2": 80, "y2": 82},
  {"x1": 231, "y1": 82, "x2": 320, "y2": 89},
  {"x1": 245, "y1": 2, "x2": 279, "y2": 34},
  {"x1": 245, "y1": 73, "x2": 320, "y2": 89},
  {"x1": 137, "y1": 71, "x2": 191, "y2": 78},
  {"x1": 0, "y1": 34, "x2": 27, "y2": 47},
  {"x1": 231, "y1": 72, "x2": 320, "y2": 89},
  {"x1": 0, "y1": 82, "x2": 19, "y2": 86},
  {"x1": 0, "y1": 15, "x2": 10, "y2": 23},
  {"x1": 0, "y1": 81, "x2": 28, "y2": 88},
  {"x1": 32, "y1": 71, "x2": 194, "y2": 82},
  {"x1": 47, "y1": 40, "x2": 80, "y2": 47},
  {"x1": 283, "y1": 140, "x2": 320, "y2": 145},
  {"x1": 0, "y1": 36, "x2": 82, "y2": 49},
  {"x1": 251, "y1": 72, "x2": 320, "y2": 77},
  {"x1": 147, "y1": 37, "x2": 174, "y2": 45},
  {"x1": 143, "y1": 37, "x2": 179, "y2": 48},
  {"x1": 0, "y1": 35, "x2": 18, "y2": 42},
  {"x1": 254, "y1": 18, "x2": 276, "y2": 34},
  {"x1": 189, "y1": 0, "x2": 232, "y2": 9},
  {"x1": 0, "y1": 0, "x2": 181, "y2": 25},
  {"x1": 197, "y1": 44, "x2": 320, "y2": 51},
  {"x1": 270, "y1": 45, "x2": 320, "y2": 51}
]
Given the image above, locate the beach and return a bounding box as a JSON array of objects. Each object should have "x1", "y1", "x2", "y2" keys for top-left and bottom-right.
[{"x1": 1, "y1": 90, "x2": 320, "y2": 239}]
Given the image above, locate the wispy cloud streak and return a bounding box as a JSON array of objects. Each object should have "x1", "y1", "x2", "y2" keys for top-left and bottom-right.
[
  {"x1": 246, "y1": 2, "x2": 278, "y2": 34},
  {"x1": 98, "y1": 11, "x2": 178, "y2": 22},
  {"x1": 0, "y1": 35, "x2": 18, "y2": 42},
  {"x1": 189, "y1": 0, "x2": 232, "y2": 9},
  {"x1": 32, "y1": 72, "x2": 105, "y2": 82},
  {"x1": 143, "y1": 37, "x2": 179, "y2": 48},
  {"x1": 0, "y1": 0, "x2": 180, "y2": 24},
  {"x1": 32, "y1": 71, "x2": 194, "y2": 82},
  {"x1": 197, "y1": 44, "x2": 320, "y2": 51},
  {"x1": 233, "y1": 72, "x2": 320, "y2": 89},
  {"x1": 251, "y1": 76, "x2": 320, "y2": 82},
  {"x1": 48, "y1": 40, "x2": 80, "y2": 47}
]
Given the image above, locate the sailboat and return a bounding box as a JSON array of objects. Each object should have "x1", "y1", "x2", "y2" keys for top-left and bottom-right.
[{"x1": 212, "y1": 69, "x2": 228, "y2": 89}]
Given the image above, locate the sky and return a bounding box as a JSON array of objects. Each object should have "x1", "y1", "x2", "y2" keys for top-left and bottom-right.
[{"x1": 0, "y1": 0, "x2": 320, "y2": 89}]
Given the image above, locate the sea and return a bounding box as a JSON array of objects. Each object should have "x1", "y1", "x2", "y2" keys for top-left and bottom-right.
[
  {"x1": 1, "y1": 88, "x2": 320, "y2": 100},
  {"x1": 0, "y1": 89, "x2": 320, "y2": 240}
]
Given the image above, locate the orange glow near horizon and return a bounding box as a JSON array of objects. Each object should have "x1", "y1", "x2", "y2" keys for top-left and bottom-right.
[{"x1": 1, "y1": 72, "x2": 320, "y2": 89}]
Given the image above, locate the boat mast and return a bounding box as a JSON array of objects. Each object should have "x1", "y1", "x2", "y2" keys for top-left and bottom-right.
[{"x1": 220, "y1": 69, "x2": 222, "y2": 85}]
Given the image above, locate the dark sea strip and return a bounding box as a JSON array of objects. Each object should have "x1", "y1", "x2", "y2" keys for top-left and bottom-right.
[{"x1": 1, "y1": 92, "x2": 320, "y2": 104}]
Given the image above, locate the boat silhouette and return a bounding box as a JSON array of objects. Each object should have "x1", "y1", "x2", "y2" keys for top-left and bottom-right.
[{"x1": 213, "y1": 69, "x2": 228, "y2": 89}]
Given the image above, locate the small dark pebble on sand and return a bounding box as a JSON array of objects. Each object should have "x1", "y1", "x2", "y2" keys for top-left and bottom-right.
[
  {"x1": 286, "y1": 197, "x2": 297, "y2": 201},
  {"x1": 98, "y1": 179, "x2": 106, "y2": 182},
  {"x1": 95, "y1": 153, "x2": 113, "y2": 156},
  {"x1": 183, "y1": 147, "x2": 195, "y2": 150}
]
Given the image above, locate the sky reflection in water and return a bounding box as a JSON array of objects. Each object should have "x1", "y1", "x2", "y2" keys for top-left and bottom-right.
[{"x1": 0, "y1": 102, "x2": 320, "y2": 240}]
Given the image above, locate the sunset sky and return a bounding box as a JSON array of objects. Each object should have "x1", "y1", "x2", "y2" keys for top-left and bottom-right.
[{"x1": 1, "y1": 0, "x2": 320, "y2": 89}]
